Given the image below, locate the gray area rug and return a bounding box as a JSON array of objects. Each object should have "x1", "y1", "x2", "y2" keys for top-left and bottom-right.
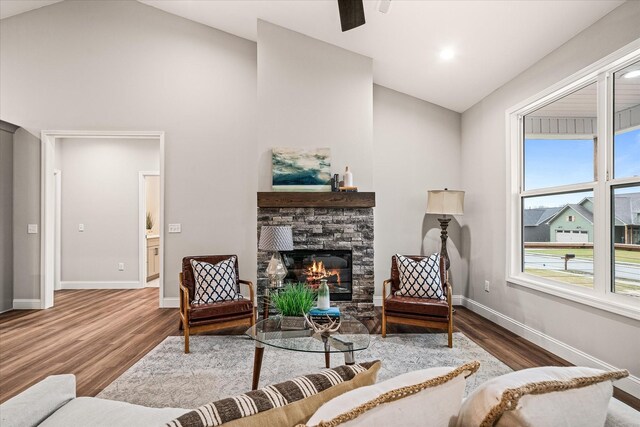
[{"x1": 97, "y1": 332, "x2": 512, "y2": 409}]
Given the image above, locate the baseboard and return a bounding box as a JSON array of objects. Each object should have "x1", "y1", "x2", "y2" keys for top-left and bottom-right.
[
  {"x1": 162, "y1": 297, "x2": 179, "y2": 308},
  {"x1": 460, "y1": 296, "x2": 640, "y2": 398},
  {"x1": 374, "y1": 295, "x2": 464, "y2": 307},
  {"x1": 60, "y1": 281, "x2": 142, "y2": 289},
  {"x1": 13, "y1": 299, "x2": 42, "y2": 309}
]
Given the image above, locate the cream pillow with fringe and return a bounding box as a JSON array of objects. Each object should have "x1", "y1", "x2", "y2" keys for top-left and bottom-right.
[
  {"x1": 305, "y1": 361, "x2": 480, "y2": 427},
  {"x1": 456, "y1": 366, "x2": 628, "y2": 427}
]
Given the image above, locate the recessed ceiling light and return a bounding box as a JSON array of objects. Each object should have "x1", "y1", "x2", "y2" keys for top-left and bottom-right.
[
  {"x1": 440, "y1": 48, "x2": 455, "y2": 61},
  {"x1": 624, "y1": 70, "x2": 640, "y2": 79},
  {"x1": 378, "y1": 0, "x2": 391, "y2": 14}
]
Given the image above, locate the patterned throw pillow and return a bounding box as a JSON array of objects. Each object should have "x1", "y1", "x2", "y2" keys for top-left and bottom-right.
[
  {"x1": 190, "y1": 257, "x2": 239, "y2": 304},
  {"x1": 395, "y1": 254, "x2": 445, "y2": 300},
  {"x1": 165, "y1": 361, "x2": 381, "y2": 427}
]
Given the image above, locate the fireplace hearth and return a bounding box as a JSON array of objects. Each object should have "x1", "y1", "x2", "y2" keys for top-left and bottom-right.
[{"x1": 282, "y1": 250, "x2": 352, "y2": 301}]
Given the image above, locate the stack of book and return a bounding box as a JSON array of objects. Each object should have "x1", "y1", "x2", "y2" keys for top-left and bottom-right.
[{"x1": 308, "y1": 306, "x2": 341, "y2": 324}]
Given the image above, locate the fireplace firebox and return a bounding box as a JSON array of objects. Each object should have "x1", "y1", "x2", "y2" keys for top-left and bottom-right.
[{"x1": 280, "y1": 250, "x2": 352, "y2": 301}]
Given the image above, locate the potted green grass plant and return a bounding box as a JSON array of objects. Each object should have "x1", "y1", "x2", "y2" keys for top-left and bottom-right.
[{"x1": 271, "y1": 282, "x2": 316, "y2": 330}]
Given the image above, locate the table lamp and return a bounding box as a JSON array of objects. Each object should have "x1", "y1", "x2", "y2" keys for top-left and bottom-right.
[
  {"x1": 258, "y1": 226, "x2": 293, "y2": 288},
  {"x1": 427, "y1": 189, "x2": 465, "y2": 271}
]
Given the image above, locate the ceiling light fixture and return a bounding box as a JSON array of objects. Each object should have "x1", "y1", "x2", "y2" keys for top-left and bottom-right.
[
  {"x1": 623, "y1": 70, "x2": 640, "y2": 79},
  {"x1": 440, "y1": 48, "x2": 455, "y2": 61},
  {"x1": 378, "y1": 0, "x2": 392, "y2": 14}
]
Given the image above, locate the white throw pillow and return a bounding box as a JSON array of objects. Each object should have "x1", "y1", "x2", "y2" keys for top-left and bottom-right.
[
  {"x1": 306, "y1": 361, "x2": 479, "y2": 427},
  {"x1": 395, "y1": 253, "x2": 445, "y2": 300},
  {"x1": 456, "y1": 366, "x2": 628, "y2": 427},
  {"x1": 190, "y1": 257, "x2": 238, "y2": 304}
]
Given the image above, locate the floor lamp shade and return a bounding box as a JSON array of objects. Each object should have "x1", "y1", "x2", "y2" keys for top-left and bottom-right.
[
  {"x1": 259, "y1": 226, "x2": 293, "y2": 251},
  {"x1": 427, "y1": 190, "x2": 465, "y2": 216}
]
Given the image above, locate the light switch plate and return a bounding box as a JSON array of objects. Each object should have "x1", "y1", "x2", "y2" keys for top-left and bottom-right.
[
  {"x1": 118, "y1": 263, "x2": 125, "y2": 271},
  {"x1": 78, "y1": 224, "x2": 85, "y2": 232},
  {"x1": 168, "y1": 224, "x2": 181, "y2": 233},
  {"x1": 27, "y1": 224, "x2": 38, "y2": 234}
]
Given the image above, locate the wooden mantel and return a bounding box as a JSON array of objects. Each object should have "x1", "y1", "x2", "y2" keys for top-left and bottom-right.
[{"x1": 257, "y1": 192, "x2": 375, "y2": 208}]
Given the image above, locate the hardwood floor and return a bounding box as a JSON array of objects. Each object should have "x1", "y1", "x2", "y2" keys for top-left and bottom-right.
[{"x1": 1, "y1": 288, "x2": 637, "y2": 411}]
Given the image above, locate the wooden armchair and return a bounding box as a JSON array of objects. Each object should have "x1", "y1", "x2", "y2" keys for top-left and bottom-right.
[
  {"x1": 179, "y1": 255, "x2": 255, "y2": 353},
  {"x1": 382, "y1": 255, "x2": 453, "y2": 347}
]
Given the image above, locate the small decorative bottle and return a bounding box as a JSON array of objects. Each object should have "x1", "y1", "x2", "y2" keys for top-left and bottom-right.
[
  {"x1": 343, "y1": 166, "x2": 353, "y2": 187},
  {"x1": 318, "y1": 279, "x2": 330, "y2": 310}
]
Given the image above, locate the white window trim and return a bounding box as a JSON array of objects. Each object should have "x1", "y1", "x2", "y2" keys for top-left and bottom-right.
[{"x1": 506, "y1": 39, "x2": 640, "y2": 321}]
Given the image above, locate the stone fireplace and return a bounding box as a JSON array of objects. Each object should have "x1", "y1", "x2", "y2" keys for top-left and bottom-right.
[{"x1": 257, "y1": 193, "x2": 375, "y2": 318}]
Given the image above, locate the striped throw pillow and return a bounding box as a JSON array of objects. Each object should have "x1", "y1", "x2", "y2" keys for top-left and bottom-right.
[{"x1": 166, "y1": 361, "x2": 380, "y2": 427}]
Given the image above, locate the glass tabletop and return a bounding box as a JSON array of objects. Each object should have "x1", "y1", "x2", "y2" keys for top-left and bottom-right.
[{"x1": 245, "y1": 313, "x2": 370, "y2": 354}]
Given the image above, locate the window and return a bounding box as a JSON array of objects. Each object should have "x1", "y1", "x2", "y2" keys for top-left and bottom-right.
[{"x1": 508, "y1": 46, "x2": 640, "y2": 318}]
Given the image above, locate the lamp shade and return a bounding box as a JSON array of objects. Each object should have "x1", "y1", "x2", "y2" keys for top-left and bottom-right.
[
  {"x1": 258, "y1": 226, "x2": 293, "y2": 251},
  {"x1": 427, "y1": 189, "x2": 465, "y2": 215}
]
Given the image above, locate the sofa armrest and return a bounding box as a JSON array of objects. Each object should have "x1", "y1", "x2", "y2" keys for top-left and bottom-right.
[{"x1": 0, "y1": 374, "x2": 76, "y2": 427}]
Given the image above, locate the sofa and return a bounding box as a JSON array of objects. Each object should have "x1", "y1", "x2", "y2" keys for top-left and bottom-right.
[{"x1": 2, "y1": 366, "x2": 639, "y2": 427}]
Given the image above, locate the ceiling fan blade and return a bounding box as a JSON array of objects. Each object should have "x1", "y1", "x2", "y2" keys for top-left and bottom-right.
[{"x1": 337, "y1": 0, "x2": 365, "y2": 32}]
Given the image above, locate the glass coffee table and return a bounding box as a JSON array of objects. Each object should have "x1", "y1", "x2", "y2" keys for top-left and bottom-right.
[{"x1": 245, "y1": 313, "x2": 370, "y2": 390}]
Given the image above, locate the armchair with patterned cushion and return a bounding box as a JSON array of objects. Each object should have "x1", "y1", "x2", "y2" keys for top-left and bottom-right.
[
  {"x1": 179, "y1": 255, "x2": 255, "y2": 353},
  {"x1": 381, "y1": 254, "x2": 453, "y2": 347}
]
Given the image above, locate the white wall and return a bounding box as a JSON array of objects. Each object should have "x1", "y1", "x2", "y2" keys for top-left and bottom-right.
[
  {"x1": 0, "y1": 0, "x2": 258, "y2": 304},
  {"x1": 12, "y1": 128, "x2": 40, "y2": 304},
  {"x1": 257, "y1": 20, "x2": 373, "y2": 191},
  {"x1": 460, "y1": 0, "x2": 640, "y2": 388},
  {"x1": 56, "y1": 138, "x2": 159, "y2": 285},
  {"x1": 0, "y1": 127, "x2": 14, "y2": 311},
  {"x1": 372, "y1": 85, "x2": 463, "y2": 297}
]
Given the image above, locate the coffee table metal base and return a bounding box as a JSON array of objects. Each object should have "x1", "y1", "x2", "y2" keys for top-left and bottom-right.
[{"x1": 251, "y1": 332, "x2": 356, "y2": 390}]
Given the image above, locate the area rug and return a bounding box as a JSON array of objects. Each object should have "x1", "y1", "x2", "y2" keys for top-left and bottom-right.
[{"x1": 97, "y1": 332, "x2": 511, "y2": 409}]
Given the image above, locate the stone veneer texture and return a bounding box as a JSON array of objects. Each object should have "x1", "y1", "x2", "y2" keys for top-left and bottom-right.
[{"x1": 257, "y1": 207, "x2": 374, "y2": 318}]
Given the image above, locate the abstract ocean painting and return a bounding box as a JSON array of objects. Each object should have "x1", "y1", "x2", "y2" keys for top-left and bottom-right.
[{"x1": 272, "y1": 148, "x2": 331, "y2": 192}]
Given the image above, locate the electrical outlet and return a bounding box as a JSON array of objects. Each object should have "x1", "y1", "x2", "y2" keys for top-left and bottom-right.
[
  {"x1": 168, "y1": 224, "x2": 181, "y2": 233},
  {"x1": 78, "y1": 224, "x2": 85, "y2": 232},
  {"x1": 27, "y1": 224, "x2": 38, "y2": 234},
  {"x1": 118, "y1": 263, "x2": 125, "y2": 271},
  {"x1": 484, "y1": 280, "x2": 490, "y2": 292}
]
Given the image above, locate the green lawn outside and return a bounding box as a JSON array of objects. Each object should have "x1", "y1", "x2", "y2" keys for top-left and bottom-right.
[
  {"x1": 526, "y1": 248, "x2": 640, "y2": 264},
  {"x1": 524, "y1": 268, "x2": 640, "y2": 296}
]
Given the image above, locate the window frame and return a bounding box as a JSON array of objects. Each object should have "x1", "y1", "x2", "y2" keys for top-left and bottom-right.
[{"x1": 506, "y1": 41, "x2": 640, "y2": 320}]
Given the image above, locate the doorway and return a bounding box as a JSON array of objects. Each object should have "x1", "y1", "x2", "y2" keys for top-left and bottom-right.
[
  {"x1": 140, "y1": 172, "x2": 160, "y2": 288},
  {"x1": 41, "y1": 131, "x2": 165, "y2": 309}
]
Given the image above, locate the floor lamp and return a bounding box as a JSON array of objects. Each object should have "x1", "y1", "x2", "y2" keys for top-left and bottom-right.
[{"x1": 426, "y1": 189, "x2": 465, "y2": 271}]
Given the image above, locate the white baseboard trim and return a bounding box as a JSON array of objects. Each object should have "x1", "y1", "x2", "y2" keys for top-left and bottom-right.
[
  {"x1": 13, "y1": 299, "x2": 42, "y2": 309},
  {"x1": 461, "y1": 296, "x2": 640, "y2": 398},
  {"x1": 60, "y1": 281, "x2": 142, "y2": 290},
  {"x1": 162, "y1": 297, "x2": 179, "y2": 308},
  {"x1": 373, "y1": 296, "x2": 382, "y2": 306}
]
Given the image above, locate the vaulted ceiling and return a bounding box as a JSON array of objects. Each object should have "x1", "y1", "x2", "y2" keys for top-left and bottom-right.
[{"x1": 0, "y1": 0, "x2": 626, "y2": 112}]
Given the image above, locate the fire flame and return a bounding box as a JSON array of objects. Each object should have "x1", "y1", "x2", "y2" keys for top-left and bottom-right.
[{"x1": 305, "y1": 260, "x2": 341, "y2": 287}]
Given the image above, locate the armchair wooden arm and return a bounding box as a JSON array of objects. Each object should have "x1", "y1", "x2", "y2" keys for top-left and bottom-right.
[
  {"x1": 179, "y1": 273, "x2": 190, "y2": 325},
  {"x1": 381, "y1": 279, "x2": 392, "y2": 337},
  {"x1": 238, "y1": 279, "x2": 256, "y2": 326}
]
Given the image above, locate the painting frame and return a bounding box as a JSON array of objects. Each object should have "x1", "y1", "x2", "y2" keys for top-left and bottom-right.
[{"x1": 272, "y1": 147, "x2": 331, "y2": 192}]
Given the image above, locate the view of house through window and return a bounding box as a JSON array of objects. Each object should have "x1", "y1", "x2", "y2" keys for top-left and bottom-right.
[
  {"x1": 611, "y1": 60, "x2": 640, "y2": 296},
  {"x1": 518, "y1": 62, "x2": 640, "y2": 298},
  {"x1": 522, "y1": 83, "x2": 598, "y2": 289},
  {"x1": 523, "y1": 191, "x2": 594, "y2": 288}
]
